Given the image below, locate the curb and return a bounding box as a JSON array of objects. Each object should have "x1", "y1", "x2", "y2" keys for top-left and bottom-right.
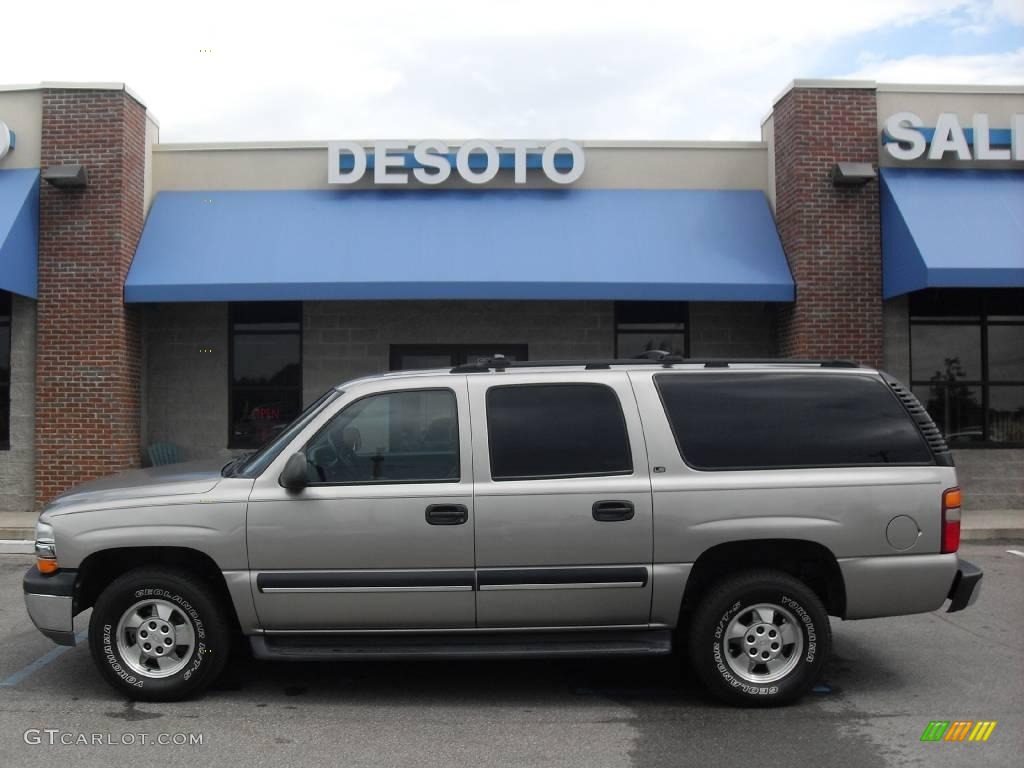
[
  {"x1": 0, "y1": 539, "x2": 34, "y2": 554},
  {"x1": 962, "y1": 528, "x2": 1024, "y2": 542}
]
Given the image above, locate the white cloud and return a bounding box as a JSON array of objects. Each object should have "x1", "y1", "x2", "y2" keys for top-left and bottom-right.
[
  {"x1": 1, "y1": 0, "x2": 1021, "y2": 141},
  {"x1": 843, "y1": 48, "x2": 1024, "y2": 84}
]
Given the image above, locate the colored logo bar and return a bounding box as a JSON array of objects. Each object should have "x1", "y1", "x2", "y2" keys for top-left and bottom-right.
[{"x1": 920, "y1": 721, "x2": 997, "y2": 742}]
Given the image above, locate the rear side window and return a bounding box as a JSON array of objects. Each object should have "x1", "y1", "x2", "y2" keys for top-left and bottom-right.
[
  {"x1": 655, "y1": 373, "x2": 933, "y2": 470},
  {"x1": 486, "y1": 384, "x2": 632, "y2": 480}
]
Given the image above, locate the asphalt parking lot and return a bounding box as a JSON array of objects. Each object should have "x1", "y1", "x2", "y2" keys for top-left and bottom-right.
[{"x1": 1, "y1": 543, "x2": 1021, "y2": 768}]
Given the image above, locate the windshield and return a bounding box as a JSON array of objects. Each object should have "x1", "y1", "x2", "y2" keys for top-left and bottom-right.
[{"x1": 225, "y1": 388, "x2": 343, "y2": 479}]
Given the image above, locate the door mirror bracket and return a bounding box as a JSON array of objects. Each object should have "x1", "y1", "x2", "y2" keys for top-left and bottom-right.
[{"x1": 279, "y1": 452, "x2": 309, "y2": 491}]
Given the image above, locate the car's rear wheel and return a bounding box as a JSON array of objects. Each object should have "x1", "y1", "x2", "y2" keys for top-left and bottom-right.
[
  {"x1": 688, "y1": 569, "x2": 830, "y2": 707},
  {"x1": 88, "y1": 567, "x2": 230, "y2": 701}
]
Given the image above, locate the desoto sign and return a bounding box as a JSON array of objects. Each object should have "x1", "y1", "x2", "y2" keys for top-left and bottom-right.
[
  {"x1": 883, "y1": 112, "x2": 1023, "y2": 161},
  {"x1": 326, "y1": 139, "x2": 585, "y2": 185}
]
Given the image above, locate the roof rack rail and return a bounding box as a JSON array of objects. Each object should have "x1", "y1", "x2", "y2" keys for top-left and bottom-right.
[{"x1": 450, "y1": 356, "x2": 861, "y2": 373}]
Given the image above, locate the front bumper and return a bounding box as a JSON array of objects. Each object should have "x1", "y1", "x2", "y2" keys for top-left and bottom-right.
[
  {"x1": 946, "y1": 559, "x2": 983, "y2": 613},
  {"x1": 23, "y1": 567, "x2": 78, "y2": 646}
]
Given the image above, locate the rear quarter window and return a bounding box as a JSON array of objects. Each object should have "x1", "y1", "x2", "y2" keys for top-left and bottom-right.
[
  {"x1": 486, "y1": 383, "x2": 632, "y2": 480},
  {"x1": 654, "y1": 372, "x2": 934, "y2": 470}
]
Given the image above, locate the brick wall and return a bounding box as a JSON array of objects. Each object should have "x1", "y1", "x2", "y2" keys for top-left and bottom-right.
[
  {"x1": 772, "y1": 86, "x2": 883, "y2": 368},
  {"x1": 34, "y1": 88, "x2": 147, "y2": 504},
  {"x1": 0, "y1": 295, "x2": 36, "y2": 511}
]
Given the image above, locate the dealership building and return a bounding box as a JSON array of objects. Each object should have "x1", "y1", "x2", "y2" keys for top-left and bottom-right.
[{"x1": 0, "y1": 79, "x2": 1021, "y2": 515}]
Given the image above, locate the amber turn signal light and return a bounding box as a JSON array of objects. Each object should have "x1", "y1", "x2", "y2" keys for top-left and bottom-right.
[{"x1": 36, "y1": 558, "x2": 59, "y2": 574}]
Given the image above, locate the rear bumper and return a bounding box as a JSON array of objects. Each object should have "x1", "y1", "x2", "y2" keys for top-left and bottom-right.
[
  {"x1": 23, "y1": 567, "x2": 78, "y2": 646},
  {"x1": 946, "y1": 559, "x2": 983, "y2": 613}
]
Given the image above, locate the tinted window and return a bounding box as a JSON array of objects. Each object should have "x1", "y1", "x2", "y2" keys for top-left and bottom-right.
[
  {"x1": 909, "y1": 288, "x2": 1024, "y2": 445},
  {"x1": 305, "y1": 389, "x2": 458, "y2": 484},
  {"x1": 486, "y1": 384, "x2": 632, "y2": 480},
  {"x1": 655, "y1": 373, "x2": 932, "y2": 470}
]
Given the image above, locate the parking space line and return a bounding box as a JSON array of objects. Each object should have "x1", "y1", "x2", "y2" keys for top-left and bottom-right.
[
  {"x1": 1007, "y1": 550, "x2": 1024, "y2": 559},
  {"x1": 0, "y1": 631, "x2": 87, "y2": 688}
]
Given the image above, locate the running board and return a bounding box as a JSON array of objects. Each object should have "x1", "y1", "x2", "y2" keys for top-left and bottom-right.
[{"x1": 250, "y1": 629, "x2": 673, "y2": 661}]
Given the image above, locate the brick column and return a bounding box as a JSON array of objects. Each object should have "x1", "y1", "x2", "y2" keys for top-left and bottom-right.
[
  {"x1": 772, "y1": 84, "x2": 883, "y2": 368},
  {"x1": 35, "y1": 88, "x2": 147, "y2": 505}
]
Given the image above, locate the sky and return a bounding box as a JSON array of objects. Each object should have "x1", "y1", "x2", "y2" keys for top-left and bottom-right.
[{"x1": 2, "y1": 0, "x2": 1022, "y2": 142}]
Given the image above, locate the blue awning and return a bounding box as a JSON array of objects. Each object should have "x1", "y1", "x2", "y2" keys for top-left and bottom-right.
[
  {"x1": 881, "y1": 168, "x2": 1024, "y2": 298},
  {"x1": 0, "y1": 169, "x2": 39, "y2": 298},
  {"x1": 125, "y1": 189, "x2": 793, "y2": 302}
]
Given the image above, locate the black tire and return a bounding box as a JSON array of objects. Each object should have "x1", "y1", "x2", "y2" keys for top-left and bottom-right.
[
  {"x1": 88, "y1": 567, "x2": 230, "y2": 702},
  {"x1": 688, "y1": 569, "x2": 831, "y2": 707}
]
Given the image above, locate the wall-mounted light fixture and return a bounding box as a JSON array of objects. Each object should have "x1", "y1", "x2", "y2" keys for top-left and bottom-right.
[
  {"x1": 42, "y1": 163, "x2": 88, "y2": 189},
  {"x1": 830, "y1": 162, "x2": 876, "y2": 187}
]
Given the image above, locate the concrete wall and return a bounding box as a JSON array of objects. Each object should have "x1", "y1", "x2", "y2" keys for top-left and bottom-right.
[
  {"x1": 0, "y1": 88, "x2": 43, "y2": 169},
  {"x1": 151, "y1": 141, "x2": 770, "y2": 193},
  {"x1": 689, "y1": 302, "x2": 777, "y2": 358},
  {"x1": 954, "y1": 449, "x2": 1024, "y2": 512},
  {"x1": 0, "y1": 296, "x2": 36, "y2": 511}
]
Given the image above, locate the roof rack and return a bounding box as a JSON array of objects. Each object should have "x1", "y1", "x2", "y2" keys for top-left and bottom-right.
[{"x1": 450, "y1": 355, "x2": 861, "y2": 373}]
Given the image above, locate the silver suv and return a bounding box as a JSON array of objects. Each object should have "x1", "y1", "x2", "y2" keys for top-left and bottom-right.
[{"x1": 24, "y1": 357, "x2": 983, "y2": 706}]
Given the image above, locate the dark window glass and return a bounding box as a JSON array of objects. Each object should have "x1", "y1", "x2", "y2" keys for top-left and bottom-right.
[
  {"x1": 0, "y1": 291, "x2": 10, "y2": 449},
  {"x1": 910, "y1": 325, "x2": 981, "y2": 382},
  {"x1": 304, "y1": 389, "x2": 459, "y2": 484},
  {"x1": 910, "y1": 289, "x2": 1024, "y2": 445},
  {"x1": 988, "y1": 326, "x2": 1024, "y2": 381},
  {"x1": 229, "y1": 302, "x2": 302, "y2": 449},
  {"x1": 615, "y1": 301, "x2": 688, "y2": 358},
  {"x1": 912, "y1": 384, "x2": 985, "y2": 444},
  {"x1": 656, "y1": 373, "x2": 933, "y2": 470},
  {"x1": 486, "y1": 384, "x2": 632, "y2": 480}
]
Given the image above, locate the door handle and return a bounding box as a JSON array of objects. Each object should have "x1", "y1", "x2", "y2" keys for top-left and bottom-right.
[
  {"x1": 592, "y1": 500, "x2": 635, "y2": 522},
  {"x1": 425, "y1": 504, "x2": 469, "y2": 525}
]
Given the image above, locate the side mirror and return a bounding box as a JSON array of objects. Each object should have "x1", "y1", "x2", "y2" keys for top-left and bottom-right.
[{"x1": 279, "y1": 452, "x2": 309, "y2": 491}]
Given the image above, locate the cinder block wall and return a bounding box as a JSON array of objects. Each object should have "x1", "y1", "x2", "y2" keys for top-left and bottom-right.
[
  {"x1": 35, "y1": 88, "x2": 148, "y2": 505},
  {"x1": 689, "y1": 302, "x2": 777, "y2": 357},
  {"x1": 143, "y1": 303, "x2": 229, "y2": 461},
  {"x1": 302, "y1": 301, "x2": 614, "y2": 403},
  {"x1": 0, "y1": 296, "x2": 36, "y2": 511},
  {"x1": 772, "y1": 85, "x2": 883, "y2": 368},
  {"x1": 142, "y1": 300, "x2": 617, "y2": 459}
]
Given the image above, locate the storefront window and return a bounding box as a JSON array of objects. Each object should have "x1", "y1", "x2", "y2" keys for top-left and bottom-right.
[
  {"x1": 229, "y1": 302, "x2": 302, "y2": 449},
  {"x1": 615, "y1": 301, "x2": 688, "y2": 358},
  {"x1": 0, "y1": 291, "x2": 10, "y2": 449},
  {"x1": 910, "y1": 289, "x2": 1024, "y2": 446}
]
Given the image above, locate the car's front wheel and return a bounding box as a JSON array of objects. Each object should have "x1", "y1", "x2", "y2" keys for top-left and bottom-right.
[
  {"x1": 688, "y1": 569, "x2": 830, "y2": 707},
  {"x1": 88, "y1": 567, "x2": 230, "y2": 701}
]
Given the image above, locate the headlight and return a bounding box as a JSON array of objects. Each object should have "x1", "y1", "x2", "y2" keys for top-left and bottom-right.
[{"x1": 34, "y1": 520, "x2": 58, "y2": 574}]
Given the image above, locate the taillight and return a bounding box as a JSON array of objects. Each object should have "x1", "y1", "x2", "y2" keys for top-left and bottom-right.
[{"x1": 941, "y1": 487, "x2": 961, "y2": 554}]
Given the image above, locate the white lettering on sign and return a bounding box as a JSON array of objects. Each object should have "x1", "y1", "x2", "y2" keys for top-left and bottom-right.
[
  {"x1": 883, "y1": 112, "x2": 1023, "y2": 162},
  {"x1": 326, "y1": 140, "x2": 586, "y2": 185},
  {"x1": 0, "y1": 121, "x2": 13, "y2": 161}
]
